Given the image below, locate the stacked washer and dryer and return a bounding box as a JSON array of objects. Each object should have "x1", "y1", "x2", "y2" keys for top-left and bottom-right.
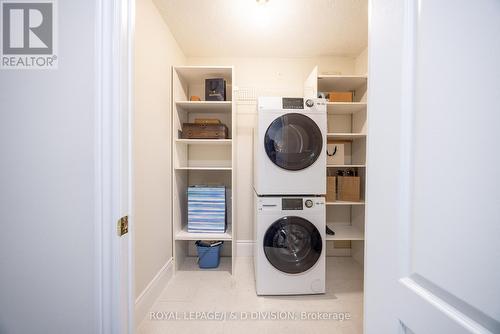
[{"x1": 253, "y1": 97, "x2": 328, "y2": 295}]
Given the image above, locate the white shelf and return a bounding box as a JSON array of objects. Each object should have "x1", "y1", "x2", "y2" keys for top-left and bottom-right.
[
  {"x1": 176, "y1": 101, "x2": 232, "y2": 112},
  {"x1": 174, "y1": 166, "x2": 232, "y2": 171},
  {"x1": 327, "y1": 133, "x2": 366, "y2": 140},
  {"x1": 327, "y1": 102, "x2": 367, "y2": 114},
  {"x1": 326, "y1": 224, "x2": 365, "y2": 241},
  {"x1": 175, "y1": 66, "x2": 233, "y2": 82},
  {"x1": 318, "y1": 74, "x2": 367, "y2": 91},
  {"x1": 175, "y1": 139, "x2": 232, "y2": 145},
  {"x1": 327, "y1": 164, "x2": 366, "y2": 168},
  {"x1": 326, "y1": 201, "x2": 365, "y2": 206},
  {"x1": 176, "y1": 225, "x2": 232, "y2": 241}
]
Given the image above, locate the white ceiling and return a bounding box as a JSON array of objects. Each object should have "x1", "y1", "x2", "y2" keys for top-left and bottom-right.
[{"x1": 153, "y1": 0, "x2": 368, "y2": 58}]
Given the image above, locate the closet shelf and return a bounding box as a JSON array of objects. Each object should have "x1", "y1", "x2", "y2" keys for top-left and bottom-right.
[
  {"x1": 327, "y1": 102, "x2": 367, "y2": 114},
  {"x1": 327, "y1": 133, "x2": 366, "y2": 140},
  {"x1": 318, "y1": 74, "x2": 367, "y2": 91},
  {"x1": 326, "y1": 224, "x2": 364, "y2": 241},
  {"x1": 175, "y1": 139, "x2": 232, "y2": 145},
  {"x1": 326, "y1": 200, "x2": 365, "y2": 206},
  {"x1": 175, "y1": 225, "x2": 232, "y2": 241},
  {"x1": 175, "y1": 66, "x2": 233, "y2": 82},
  {"x1": 327, "y1": 164, "x2": 366, "y2": 168},
  {"x1": 176, "y1": 101, "x2": 232, "y2": 112},
  {"x1": 174, "y1": 166, "x2": 232, "y2": 171}
]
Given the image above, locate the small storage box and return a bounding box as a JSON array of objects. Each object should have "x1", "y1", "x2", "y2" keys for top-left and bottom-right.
[
  {"x1": 337, "y1": 176, "x2": 361, "y2": 202},
  {"x1": 181, "y1": 123, "x2": 229, "y2": 139},
  {"x1": 205, "y1": 78, "x2": 226, "y2": 101},
  {"x1": 196, "y1": 241, "x2": 223, "y2": 269},
  {"x1": 188, "y1": 186, "x2": 226, "y2": 233},
  {"x1": 329, "y1": 91, "x2": 354, "y2": 102}
]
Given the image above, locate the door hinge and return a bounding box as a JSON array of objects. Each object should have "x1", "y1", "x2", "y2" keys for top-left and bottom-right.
[{"x1": 117, "y1": 215, "x2": 129, "y2": 236}]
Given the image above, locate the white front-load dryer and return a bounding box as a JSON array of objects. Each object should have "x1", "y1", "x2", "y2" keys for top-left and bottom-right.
[
  {"x1": 254, "y1": 192, "x2": 326, "y2": 295},
  {"x1": 254, "y1": 97, "x2": 327, "y2": 195}
]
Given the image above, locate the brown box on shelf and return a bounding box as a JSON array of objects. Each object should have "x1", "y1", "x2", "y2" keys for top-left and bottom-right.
[
  {"x1": 337, "y1": 176, "x2": 361, "y2": 202},
  {"x1": 181, "y1": 123, "x2": 228, "y2": 139},
  {"x1": 194, "y1": 118, "x2": 221, "y2": 125},
  {"x1": 326, "y1": 176, "x2": 337, "y2": 202},
  {"x1": 329, "y1": 91, "x2": 354, "y2": 102}
]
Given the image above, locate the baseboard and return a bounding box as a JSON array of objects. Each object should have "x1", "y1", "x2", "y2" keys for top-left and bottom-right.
[
  {"x1": 135, "y1": 258, "x2": 173, "y2": 327},
  {"x1": 236, "y1": 240, "x2": 254, "y2": 257}
]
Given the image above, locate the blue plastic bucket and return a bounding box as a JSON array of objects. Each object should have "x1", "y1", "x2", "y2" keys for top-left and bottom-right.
[{"x1": 195, "y1": 241, "x2": 223, "y2": 269}]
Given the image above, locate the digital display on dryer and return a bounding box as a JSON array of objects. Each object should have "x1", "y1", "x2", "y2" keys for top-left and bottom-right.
[
  {"x1": 282, "y1": 198, "x2": 303, "y2": 210},
  {"x1": 282, "y1": 98, "x2": 304, "y2": 109}
]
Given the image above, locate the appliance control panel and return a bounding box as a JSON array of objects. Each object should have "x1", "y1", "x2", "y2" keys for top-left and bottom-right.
[
  {"x1": 282, "y1": 97, "x2": 304, "y2": 109},
  {"x1": 282, "y1": 198, "x2": 303, "y2": 210},
  {"x1": 281, "y1": 97, "x2": 327, "y2": 111},
  {"x1": 257, "y1": 196, "x2": 325, "y2": 211}
]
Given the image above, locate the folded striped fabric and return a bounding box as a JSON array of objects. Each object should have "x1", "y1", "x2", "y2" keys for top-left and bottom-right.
[{"x1": 188, "y1": 186, "x2": 226, "y2": 233}]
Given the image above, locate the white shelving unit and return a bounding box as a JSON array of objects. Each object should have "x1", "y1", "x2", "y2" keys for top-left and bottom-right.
[
  {"x1": 172, "y1": 66, "x2": 236, "y2": 275},
  {"x1": 305, "y1": 68, "x2": 367, "y2": 263}
]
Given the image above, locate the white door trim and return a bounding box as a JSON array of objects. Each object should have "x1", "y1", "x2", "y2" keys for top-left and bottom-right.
[{"x1": 94, "y1": 0, "x2": 135, "y2": 333}]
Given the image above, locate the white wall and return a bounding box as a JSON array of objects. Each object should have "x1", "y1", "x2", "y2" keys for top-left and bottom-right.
[
  {"x1": 187, "y1": 56, "x2": 357, "y2": 241},
  {"x1": 355, "y1": 46, "x2": 368, "y2": 74},
  {"x1": 134, "y1": 0, "x2": 186, "y2": 298},
  {"x1": 0, "y1": 1, "x2": 98, "y2": 333}
]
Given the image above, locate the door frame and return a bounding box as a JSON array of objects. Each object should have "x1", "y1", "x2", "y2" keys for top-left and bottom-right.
[{"x1": 94, "y1": 0, "x2": 135, "y2": 333}]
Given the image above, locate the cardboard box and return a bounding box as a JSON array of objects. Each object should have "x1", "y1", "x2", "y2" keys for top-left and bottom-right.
[
  {"x1": 329, "y1": 91, "x2": 353, "y2": 102},
  {"x1": 337, "y1": 176, "x2": 360, "y2": 202},
  {"x1": 326, "y1": 176, "x2": 337, "y2": 202},
  {"x1": 327, "y1": 142, "x2": 345, "y2": 165}
]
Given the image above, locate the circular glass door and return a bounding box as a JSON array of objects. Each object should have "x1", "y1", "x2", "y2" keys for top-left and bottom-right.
[
  {"x1": 263, "y1": 216, "x2": 322, "y2": 274},
  {"x1": 264, "y1": 113, "x2": 323, "y2": 171}
]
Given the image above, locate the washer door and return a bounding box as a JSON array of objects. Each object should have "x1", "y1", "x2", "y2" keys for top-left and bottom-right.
[
  {"x1": 263, "y1": 216, "x2": 323, "y2": 274},
  {"x1": 264, "y1": 113, "x2": 323, "y2": 171}
]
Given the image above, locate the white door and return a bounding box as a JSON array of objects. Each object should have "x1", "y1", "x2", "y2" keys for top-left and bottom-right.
[{"x1": 366, "y1": 0, "x2": 500, "y2": 333}]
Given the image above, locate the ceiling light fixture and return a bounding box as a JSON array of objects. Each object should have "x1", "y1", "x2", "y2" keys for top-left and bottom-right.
[{"x1": 256, "y1": 0, "x2": 269, "y2": 3}]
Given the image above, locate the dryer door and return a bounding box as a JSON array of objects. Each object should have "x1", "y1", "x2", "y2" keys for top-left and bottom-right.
[
  {"x1": 263, "y1": 216, "x2": 323, "y2": 274},
  {"x1": 264, "y1": 113, "x2": 323, "y2": 171}
]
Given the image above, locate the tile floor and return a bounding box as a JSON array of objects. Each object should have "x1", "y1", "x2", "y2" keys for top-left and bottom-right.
[{"x1": 138, "y1": 257, "x2": 363, "y2": 334}]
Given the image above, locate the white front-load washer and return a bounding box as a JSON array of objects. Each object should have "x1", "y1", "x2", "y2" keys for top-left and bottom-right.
[
  {"x1": 254, "y1": 192, "x2": 326, "y2": 295},
  {"x1": 254, "y1": 97, "x2": 327, "y2": 195}
]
